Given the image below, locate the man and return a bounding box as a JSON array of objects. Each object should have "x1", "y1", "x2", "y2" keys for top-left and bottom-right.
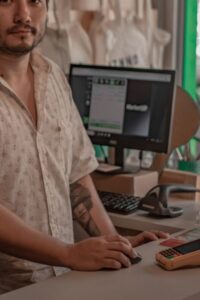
[{"x1": 0, "y1": 0, "x2": 168, "y2": 294}]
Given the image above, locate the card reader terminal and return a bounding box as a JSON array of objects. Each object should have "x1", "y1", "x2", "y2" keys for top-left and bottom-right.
[{"x1": 156, "y1": 238, "x2": 200, "y2": 270}]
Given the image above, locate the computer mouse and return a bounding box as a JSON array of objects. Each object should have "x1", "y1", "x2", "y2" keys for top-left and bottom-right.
[{"x1": 129, "y1": 253, "x2": 142, "y2": 265}]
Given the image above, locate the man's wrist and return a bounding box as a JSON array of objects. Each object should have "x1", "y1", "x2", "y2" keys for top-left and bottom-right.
[{"x1": 59, "y1": 243, "x2": 74, "y2": 269}]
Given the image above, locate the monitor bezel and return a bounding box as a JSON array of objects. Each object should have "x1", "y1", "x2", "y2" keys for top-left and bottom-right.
[{"x1": 69, "y1": 64, "x2": 176, "y2": 154}]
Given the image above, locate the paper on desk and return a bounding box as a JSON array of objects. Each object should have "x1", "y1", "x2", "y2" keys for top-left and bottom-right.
[{"x1": 176, "y1": 227, "x2": 200, "y2": 242}]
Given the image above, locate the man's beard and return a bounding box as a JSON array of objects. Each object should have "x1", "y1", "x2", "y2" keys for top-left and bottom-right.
[{"x1": 0, "y1": 22, "x2": 47, "y2": 57}]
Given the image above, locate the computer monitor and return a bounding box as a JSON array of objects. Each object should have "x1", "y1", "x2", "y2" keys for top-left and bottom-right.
[{"x1": 69, "y1": 64, "x2": 176, "y2": 167}]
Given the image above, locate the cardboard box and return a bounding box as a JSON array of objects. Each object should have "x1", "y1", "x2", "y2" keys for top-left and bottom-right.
[
  {"x1": 91, "y1": 170, "x2": 158, "y2": 197},
  {"x1": 160, "y1": 168, "x2": 200, "y2": 201}
]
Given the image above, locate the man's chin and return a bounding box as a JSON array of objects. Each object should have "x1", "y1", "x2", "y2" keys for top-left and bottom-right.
[
  {"x1": 0, "y1": 32, "x2": 45, "y2": 57},
  {"x1": 0, "y1": 45, "x2": 35, "y2": 56}
]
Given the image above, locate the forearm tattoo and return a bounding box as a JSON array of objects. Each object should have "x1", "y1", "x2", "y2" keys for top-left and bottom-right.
[{"x1": 70, "y1": 182, "x2": 101, "y2": 236}]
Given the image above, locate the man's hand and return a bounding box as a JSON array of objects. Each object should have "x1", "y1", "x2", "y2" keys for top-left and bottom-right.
[
  {"x1": 127, "y1": 231, "x2": 170, "y2": 248},
  {"x1": 65, "y1": 235, "x2": 137, "y2": 271}
]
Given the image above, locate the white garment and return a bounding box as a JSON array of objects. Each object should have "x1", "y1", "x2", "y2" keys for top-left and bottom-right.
[
  {"x1": 71, "y1": 0, "x2": 100, "y2": 11},
  {"x1": 40, "y1": 0, "x2": 93, "y2": 72},
  {"x1": 39, "y1": 0, "x2": 70, "y2": 72},
  {"x1": 39, "y1": 27, "x2": 70, "y2": 73},
  {"x1": 90, "y1": 0, "x2": 149, "y2": 67},
  {"x1": 135, "y1": 0, "x2": 171, "y2": 68},
  {"x1": 57, "y1": 0, "x2": 93, "y2": 65}
]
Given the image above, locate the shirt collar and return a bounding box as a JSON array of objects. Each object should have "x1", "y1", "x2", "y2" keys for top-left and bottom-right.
[
  {"x1": 0, "y1": 50, "x2": 51, "y2": 90},
  {"x1": 30, "y1": 50, "x2": 51, "y2": 75}
]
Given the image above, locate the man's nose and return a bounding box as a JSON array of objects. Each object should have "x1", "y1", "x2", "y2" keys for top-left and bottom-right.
[{"x1": 13, "y1": 1, "x2": 31, "y2": 24}]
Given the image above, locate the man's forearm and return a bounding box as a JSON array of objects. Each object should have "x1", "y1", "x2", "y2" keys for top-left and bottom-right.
[
  {"x1": 0, "y1": 205, "x2": 70, "y2": 267},
  {"x1": 70, "y1": 175, "x2": 117, "y2": 236},
  {"x1": 0, "y1": 173, "x2": 117, "y2": 268},
  {"x1": 0, "y1": 204, "x2": 135, "y2": 272}
]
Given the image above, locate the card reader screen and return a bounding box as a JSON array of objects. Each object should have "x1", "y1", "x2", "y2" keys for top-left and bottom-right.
[{"x1": 174, "y1": 239, "x2": 200, "y2": 255}]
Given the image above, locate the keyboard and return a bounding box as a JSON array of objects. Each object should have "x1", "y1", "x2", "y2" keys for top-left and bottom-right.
[{"x1": 98, "y1": 191, "x2": 141, "y2": 215}]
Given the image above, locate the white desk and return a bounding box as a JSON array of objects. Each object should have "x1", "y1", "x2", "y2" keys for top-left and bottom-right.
[
  {"x1": 109, "y1": 199, "x2": 198, "y2": 234},
  {"x1": 0, "y1": 199, "x2": 200, "y2": 300}
]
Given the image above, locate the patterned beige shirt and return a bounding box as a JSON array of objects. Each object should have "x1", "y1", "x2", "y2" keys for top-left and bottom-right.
[{"x1": 0, "y1": 52, "x2": 98, "y2": 294}]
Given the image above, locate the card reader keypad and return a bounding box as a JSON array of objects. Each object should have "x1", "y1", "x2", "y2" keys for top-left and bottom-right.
[{"x1": 161, "y1": 249, "x2": 181, "y2": 259}]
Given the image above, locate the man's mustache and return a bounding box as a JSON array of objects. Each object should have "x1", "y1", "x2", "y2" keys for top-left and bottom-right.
[{"x1": 7, "y1": 25, "x2": 37, "y2": 35}]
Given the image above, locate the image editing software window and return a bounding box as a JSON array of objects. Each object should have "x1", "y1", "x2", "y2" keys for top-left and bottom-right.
[
  {"x1": 69, "y1": 65, "x2": 176, "y2": 165},
  {"x1": 89, "y1": 77, "x2": 127, "y2": 134}
]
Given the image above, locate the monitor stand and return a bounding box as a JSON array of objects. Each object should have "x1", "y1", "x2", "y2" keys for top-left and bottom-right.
[{"x1": 97, "y1": 147, "x2": 141, "y2": 175}]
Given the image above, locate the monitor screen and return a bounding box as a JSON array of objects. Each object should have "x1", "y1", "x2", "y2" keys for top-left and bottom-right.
[{"x1": 69, "y1": 65, "x2": 176, "y2": 154}]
